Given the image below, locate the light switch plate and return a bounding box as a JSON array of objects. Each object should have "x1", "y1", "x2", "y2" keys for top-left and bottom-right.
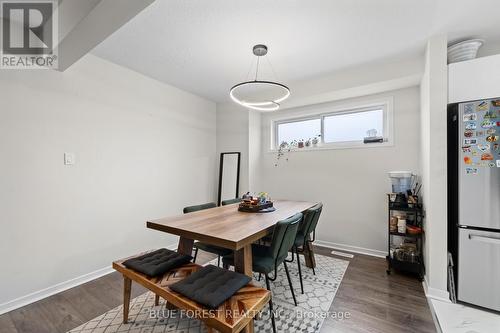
[{"x1": 64, "y1": 153, "x2": 75, "y2": 165}]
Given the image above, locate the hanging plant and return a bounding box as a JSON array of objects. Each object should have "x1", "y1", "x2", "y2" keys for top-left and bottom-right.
[{"x1": 274, "y1": 140, "x2": 297, "y2": 166}]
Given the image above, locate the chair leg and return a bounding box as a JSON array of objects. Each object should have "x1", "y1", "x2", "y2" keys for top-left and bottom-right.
[
  {"x1": 265, "y1": 275, "x2": 277, "y2": 333},
  {"x1": 283, "y1": 261, "x2": 298, "y2": 306},
  {"x1": 217, "y1": 255, "x2": 221, "y2": 267},
  {"x1": 193, "y1": 247, "x2": 199, "y2": 263},
  {"x1": 296, "y1": 247, "x2": 304, "y2": 294},
  {"x1": 154, "y1": 294, "x2": 160, "y2": 306},
  {"x1": 123, "y1": 276, "x2": 131, "y2": 324},
  {"x1": 308, "y1": 248, "x2": 316, "y2": 275},
  {"x1": 258, "y1": 272, "x2": 262, "y2": 281}
]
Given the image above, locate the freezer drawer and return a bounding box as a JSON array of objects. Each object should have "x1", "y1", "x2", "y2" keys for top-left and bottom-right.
[{"x1": 458, "y1": 228, "x2": 500, "y2": 311}]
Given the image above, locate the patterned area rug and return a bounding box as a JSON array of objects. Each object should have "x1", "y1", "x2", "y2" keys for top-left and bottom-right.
[{"x1": 68, "y1": 254, "x2": 349, "y2": 333}]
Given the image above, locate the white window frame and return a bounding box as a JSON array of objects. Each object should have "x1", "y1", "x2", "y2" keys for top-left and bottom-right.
[{"x1": 270, "y1": 97, "x2": 394, "y2": 151}]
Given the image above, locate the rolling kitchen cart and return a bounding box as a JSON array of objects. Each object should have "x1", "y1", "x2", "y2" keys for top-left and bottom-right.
[{"x1": 386, "y1": 194, "x2": 425, "y2": 281}]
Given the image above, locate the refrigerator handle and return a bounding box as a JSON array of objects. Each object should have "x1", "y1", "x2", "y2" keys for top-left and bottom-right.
[{"x1": 469, "y1": 234, "x2": 500, "y2": 245}]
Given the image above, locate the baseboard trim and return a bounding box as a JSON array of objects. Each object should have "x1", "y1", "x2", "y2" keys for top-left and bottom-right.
[
  {"x1": 423, "y1": 276, "x2": 449, "y2": 333},
  {"x1": 315, "y1": 240, "x2": 387, "y2": 258},
  {"x1": 427, "y1": 295, "x2": 443, "y2": 333},
  {"x1": 0, "y1": 266, "x2": 114, "y2": 315},
  {"x1": 422, "y1": 276, "x2": 451, "y2": 302},
  {"x1": 0, "y1": 243, "x2": 180, "y2": 315}
]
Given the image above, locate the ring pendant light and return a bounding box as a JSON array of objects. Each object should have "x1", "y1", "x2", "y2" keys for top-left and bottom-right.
[{"x1": 229, "y1": 44, "x2": 290, "y2": 111}]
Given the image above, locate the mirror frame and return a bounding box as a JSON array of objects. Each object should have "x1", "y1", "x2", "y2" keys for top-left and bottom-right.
[{"x1": 217, "y1": 152, "x2": 241, "y2": 206}]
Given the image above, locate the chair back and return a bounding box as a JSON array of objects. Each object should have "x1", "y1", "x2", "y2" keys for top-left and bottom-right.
[
  {"x1": 301, "y1": 203, "x2": 323, "y2": 242},
  {"x1": 221, "y1": 198, "x2": 241, "y2": 206},
  {"x1": 269, "y1": 213, "x2": 302, "y2": 263},
  {"x1": 183, "y1": 202, "x2": 217, "y2": 214}
]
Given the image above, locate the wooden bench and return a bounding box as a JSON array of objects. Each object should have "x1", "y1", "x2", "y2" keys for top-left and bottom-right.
[{"x1": 113, "y1": 254, "x2": 271, "y2": 333}]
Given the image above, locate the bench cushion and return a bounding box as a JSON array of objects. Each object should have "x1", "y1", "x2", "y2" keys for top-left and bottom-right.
[
  {"x1": 169, "y1": 264, "x2": 251, "y2": 309},
  {"x1": 122, "y1": 248, "x2": 192, "y2": 277}
]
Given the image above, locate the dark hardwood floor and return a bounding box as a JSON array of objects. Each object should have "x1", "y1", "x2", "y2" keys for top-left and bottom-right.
[{"x1": 0, "y1": 247, "x2": 436, "y2": 333}]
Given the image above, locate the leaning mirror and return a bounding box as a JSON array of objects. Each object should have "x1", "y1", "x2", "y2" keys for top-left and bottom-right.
[{"x1": 217, "y1": 152, "x2": 241, "y2": 206}]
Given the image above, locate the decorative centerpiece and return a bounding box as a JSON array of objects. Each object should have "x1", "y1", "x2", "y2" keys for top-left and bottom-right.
[{"x1": 238, "y1": 192, "x2": 275, "y2": 213}]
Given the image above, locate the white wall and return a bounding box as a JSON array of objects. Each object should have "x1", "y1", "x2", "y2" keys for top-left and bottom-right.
[
  {"x1": 282, "y1": 56, "x2": 423, "y2": 110},
  {"x1": 0, "y1": 54, "x2": 217, "y2": 312},
  {"x1": 259, "y1": 87, "x2": 421, "y2": 254},
  {"x1": 419, "y1": 35, "x2": 449, "y2": 300},
  {"x1": 216, "y1": 104, "x2": 262, "y2": 195},
  {"x1": 216, "y1": 103, "x2": 250, "y2": 193},
  {"x1": 248, "y1": 110, "x2": 262, "y2": 192}
]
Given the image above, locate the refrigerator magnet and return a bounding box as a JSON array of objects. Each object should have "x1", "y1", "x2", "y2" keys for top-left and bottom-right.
[
  {"x1": 477, "y1": 101, "x2": 489, "y2": 111},
  {"x1": 489, "y1": 162, "x2": 496, "y2": 167},
  {"x1": 493, "y1": 144, "x2": 499, "y2": 151},
  {"x1": 465, "y1": 122, "x2": 477, "y2": 130},
  {"x1": 486, "y1": 135, "x2": 499, "y2": 142},
  {"x1": 462, "y1": 146, "x2": 472, "y2": 153},
  {"x1": 475, "y1": 131, "x2": 485, "y2": 137},
  {"x1": 484, "y1": 110, "x2": 497, "y2": 119},
  {"x1": 478, "y1": 144, "x2": 490, "y2": 152},
  {"x1": 481, "y1": 120, "x2": 495, "y2": 128},
  {"x1": 464, "y1": 114, "x2": 477, "y2": 121},
  {"x1": 487, "y1": 128, "x2": 496, "y2": 135},
  {"x1": 464, "y1": 139, "x2": 478, "y2": 145},
  {"x1": 497, "y1": 160, "x2": 500, "y2": 167},
  {"x1": 464, "y1": 156, "x2": 472, "y2": 165},
  {"x1": 481, "y1": 153, "x2": 494, "y2": 161},
  {"x1": 466, "y1": 167, "x2": 478, "y2": 175},
  {"x1": 464, "y1": 130, "x2": 474, "y2": 138},
  {"x1": 465, "y1": 104, "x2": 474, "y2": 113},
  {"x1": 492, "y1": 100, "x2": 500, "y2": 107}
]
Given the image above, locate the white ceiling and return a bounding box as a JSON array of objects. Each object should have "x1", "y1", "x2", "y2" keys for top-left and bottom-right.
[{"x1": 92, "y1": 0, "x2": 500, "y2": 103}]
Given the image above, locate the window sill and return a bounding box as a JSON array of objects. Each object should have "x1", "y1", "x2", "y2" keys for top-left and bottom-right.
[{"x1": 267, "y1": 140, "x2": 393, "y2": 153}]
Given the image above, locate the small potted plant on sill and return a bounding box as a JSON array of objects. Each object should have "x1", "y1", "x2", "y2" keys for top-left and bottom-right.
[
  {"x1": 305, "y1": 138, "x2": 311, "y2": 148},
  {"x1": 312, "y1": 135, "x2": 320, "y2": 147},
  {"x1": 297, "y1": 140, "x2": 304, "y2": 148}
]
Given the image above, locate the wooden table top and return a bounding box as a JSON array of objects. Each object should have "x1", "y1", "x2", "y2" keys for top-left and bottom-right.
[{"x1": 147, "y1": 200, "x2": 317, "y2": 250}]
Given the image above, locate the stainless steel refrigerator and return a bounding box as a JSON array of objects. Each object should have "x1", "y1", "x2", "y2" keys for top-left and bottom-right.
[{"x1": 448, "y1": 98, "x2": 500, "y2": 312}]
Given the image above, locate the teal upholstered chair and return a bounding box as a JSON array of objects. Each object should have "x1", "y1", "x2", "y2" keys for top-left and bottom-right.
[
  {"x1": 221, "y1": 198, "x2": 241, "y2": 205},
  {"x1": 183, "y1": 202, "x2": 218, "y2": 214},
  {"x1": 286, "y1": 203, "x2": 323, "y2": 294},
  {"x1": 223, "y1": 212, "x2": 303, "y2": 333},
  {"x1": 183, "y1": 202, "x2": 232, "y2": 266}
]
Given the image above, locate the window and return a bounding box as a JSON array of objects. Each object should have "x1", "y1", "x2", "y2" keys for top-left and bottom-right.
[
  {"x1": 276, "y1": 118, "x2": 321, "y2": 145},
  {"x1": 323, "y1": 109, "x2": 383, "y2": 143},
  {"x1": 273, "y1": 102, "x2": 390, "y2": 149}
]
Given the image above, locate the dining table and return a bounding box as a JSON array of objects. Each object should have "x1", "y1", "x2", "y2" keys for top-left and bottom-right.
[{"x1": 146, "y1": 199, "x2": 318, "y2": 277}]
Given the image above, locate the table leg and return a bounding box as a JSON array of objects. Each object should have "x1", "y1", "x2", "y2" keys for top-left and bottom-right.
[
  {"x1": 303, "y1": 242, "x2": 316, "y2": 269},
  {"x1": 234, "y1": 244, "x2": 253, "y2": 277},
  {"x1": 168, "y1": 236, "x2": 195, "y2": 310},
  {"x1": 123, "y1": 276, "x2": 132, "y2": 324},
  {"x1": 177, "y1": 236, "x2": 194, "y2": 256},
  {"x1": 243, "y1": 319, "x2": 254, "y2": 333}
]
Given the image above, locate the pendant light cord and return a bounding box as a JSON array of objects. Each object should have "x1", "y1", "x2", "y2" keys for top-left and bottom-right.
[
  {"x1": 266, "y1": 56, "x2": 279, "y2": 82},
  {"x1": 254, "y1": 56, "x2": 260, "y2": 81}
]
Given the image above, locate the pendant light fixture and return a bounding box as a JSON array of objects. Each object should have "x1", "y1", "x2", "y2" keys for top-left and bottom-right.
[{"x1": 230, "y1": 44, "x2": 290, "y2": 111}]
